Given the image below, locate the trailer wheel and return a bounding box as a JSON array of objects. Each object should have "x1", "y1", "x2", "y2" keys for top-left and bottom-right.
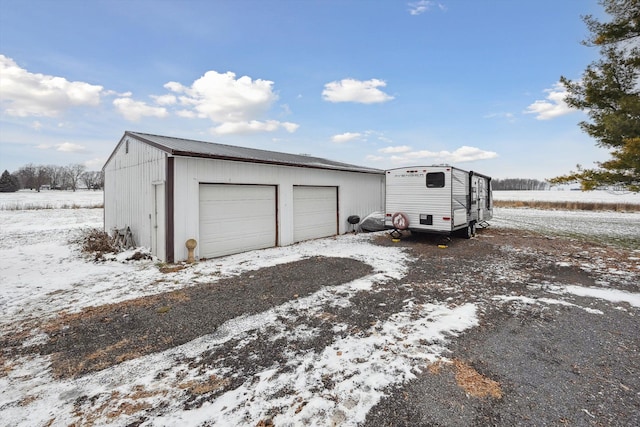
[
  {"x1": 464, "y1": 222, "x2": 476, "y2": 239},
  {"x1": 391, "y1": 212, "x2": 409, "y2": 230}
]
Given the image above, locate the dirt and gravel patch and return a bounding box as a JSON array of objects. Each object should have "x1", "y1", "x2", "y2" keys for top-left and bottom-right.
[
  {"x1": 363, "y1": 230, "x2": 640, "y2": 427},
  {"x1": 2, "y1": 227, "x2": 639, "y2": 425},
  {"x1": 27, "y1": 256, "x2": 372, "y2": 379}
]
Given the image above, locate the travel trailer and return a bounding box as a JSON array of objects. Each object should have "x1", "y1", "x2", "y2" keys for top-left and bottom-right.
[{"x1": 384, "y1": 165, "x2": 492, "y2": 238}]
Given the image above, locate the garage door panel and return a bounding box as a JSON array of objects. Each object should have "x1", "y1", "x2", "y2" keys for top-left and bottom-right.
[
  {"x1": 199, "y1": 184, "x2": 276, "y2": 258},
  {"x1": 293, "y1": 186, "x2": 337, "y2": 243}
]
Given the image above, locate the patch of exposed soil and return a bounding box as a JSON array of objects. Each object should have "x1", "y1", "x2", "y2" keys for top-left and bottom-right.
[{"x1": 28, "y1": 256, "x2": 372, "y2": 379}]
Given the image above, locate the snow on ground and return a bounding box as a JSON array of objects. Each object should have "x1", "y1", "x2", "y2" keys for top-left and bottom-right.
[
  {"x1": 492, "y1": 207, "x2": 640, "y2": 247},
  {"x1": 0, "y1": 189, "x2": 103, "y2": 209},
  {"x1": 1, "y1": 191, "x2": 640, "y2": 426}
]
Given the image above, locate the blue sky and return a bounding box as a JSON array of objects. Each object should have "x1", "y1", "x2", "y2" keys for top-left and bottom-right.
[{"x1": 0, "y1": 0, "x2": 609, "y2": 179}]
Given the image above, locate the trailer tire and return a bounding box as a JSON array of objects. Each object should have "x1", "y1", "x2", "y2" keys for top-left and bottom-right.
[
  {"x1": 391, "y1": 212, "x2": 409, "y2": 230},
  {"x1": 464, "y1": 222, "x2": 476, "y2": 239}
]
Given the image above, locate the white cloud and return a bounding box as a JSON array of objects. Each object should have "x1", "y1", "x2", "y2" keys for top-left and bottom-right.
[
  {"x1": 408, "y1": 1, "x2": 445, "y2": 15},
  {"x1": 322, "y1": 78, "x2": 394, "y2": 104},
  {"x1": 211, "y1": 120, "x2": 299, "y2": 135},
  {"x1": 387, "y1": 146, "x2": 498, "y2": 164},
  {"x1": 162, "y1": 71, "x2": 299, "y2": 135},
  {"x1": 331, "y1": 132, "x2": 362, "y2": 143},
  {"x1": 524, "y1": 82, "x2": 576, "y2": 120},
  {"x1": 84, "y1": 157, "x2": 106, "y2": 170},
  {"x1": 113, "y1": 97, "x2": 168, "y2": 121},
  {"x1": 176, "y1": 109, "x2": 197, "y2": 118},
  {"x1": 166, "y1": 71, "x2": 278, "y2": 123},
  {"x1": 56, "y1": 142, "x2": 86, "y2": 153},
  {"x1": 151, "y1": 94, "x2": 177, "y2": 105},
  {"x1": 379, "y1": 145, "x2": 412, "y2": 154},
  {"x1": 281, "y1": 122, "x2": 300, "y2": 133},
  {"x1": 36, "y1": 142, "x2": 86, "y2": 152},
  {"x1": 0, "y1": 54, "x2": 103, "y2": 117}
]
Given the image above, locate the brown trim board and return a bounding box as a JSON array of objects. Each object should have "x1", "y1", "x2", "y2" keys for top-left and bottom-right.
[{"x1": 165, "y1": 156, "x2": 175, "y2": 263}]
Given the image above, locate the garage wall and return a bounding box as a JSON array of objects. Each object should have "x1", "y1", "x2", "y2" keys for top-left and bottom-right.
[
  {"x1": 103, "y1": 136, "x2": 166, "y2": 258},
  {"x1": 171, "y1": 157, "x2": 384, "y2": 261}
]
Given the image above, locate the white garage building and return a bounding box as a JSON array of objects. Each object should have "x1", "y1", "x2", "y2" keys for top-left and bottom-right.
[{"x1": 103, "y1": 131, "x2": 384, "y2": 262}]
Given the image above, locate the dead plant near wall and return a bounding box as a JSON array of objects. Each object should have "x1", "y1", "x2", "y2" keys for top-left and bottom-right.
[{"x1": 80, "y1": 228, "x2": 119, "y2": 254}]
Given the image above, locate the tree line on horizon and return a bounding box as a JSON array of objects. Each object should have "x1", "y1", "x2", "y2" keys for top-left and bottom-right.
[
  {"x1": 0, "y1": 164, "x2": 104, "y2": 193},
  {"x1": 0, "y1": 161, "x2": 551, "y2": 193},
  {"x1": 492, "y1": 178, "x2": 550, "y2": 191}
]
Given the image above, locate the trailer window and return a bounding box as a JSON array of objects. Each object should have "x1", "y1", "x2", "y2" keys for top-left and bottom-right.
[{"x1": 426, "y1": 172, "x2": 445, "y2": 188}]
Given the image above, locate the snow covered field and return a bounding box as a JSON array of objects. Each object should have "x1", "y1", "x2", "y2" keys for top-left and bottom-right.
[
  {"x1": 3, "y1": 188, "x2": 639, "y2": 210},
  {"x1": 493, "y1": 189, "x2": 640, "y2": 204},
  {"x1": 493, "y1": 207, "x2": 640, "y2": 248},
  {"x1": 1, "y1": 191, "x2": 639, "y2": 426},
  {"x1": 0, "y1": 189, "x2": 103, "y2": 209}
]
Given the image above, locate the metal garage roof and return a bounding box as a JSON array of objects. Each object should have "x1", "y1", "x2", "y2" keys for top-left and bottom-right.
[{"x1": 125, "y1": 131, "x2": 383, "y2": 174}]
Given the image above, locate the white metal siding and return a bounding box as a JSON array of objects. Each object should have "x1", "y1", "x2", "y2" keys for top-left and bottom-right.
[
  {"x1": 293, "y1": 186, "x2": 337, "y2": 242},
  {"x1": 384, "y1": 167, "x2": 456, "y2": 232},
  {"x1": 199, "y1": 184, "x2": 276, "y2": 258},
  {"x1": 103, "y1": 136, "x2": 166, "y2": 256},
  {"x1": 172, "y1": 157, "x2": 383, "y2": 261}
]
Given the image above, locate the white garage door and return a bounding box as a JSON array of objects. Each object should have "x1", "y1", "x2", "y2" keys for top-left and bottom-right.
[
  {"x1": 199, "y1": 184, "x2": 276, "y2": 258},
  {"x1": 293, "y1": 186, "x2": 337, "y2": 243}
]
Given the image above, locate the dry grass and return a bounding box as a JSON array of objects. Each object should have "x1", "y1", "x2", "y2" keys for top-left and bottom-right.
[
  {"x1": 453, "y1": 359, "x2": 503, "y2": 399},
  {"x1": 494, "y1": 200, "x2": 640, "y2": 212},
  {"x1": 158, "y1": 264, "x2": 187, "y2": 274},
  {"x1": 71, "y1": 385, "x2": 167, "y2": 426},
  {"x1": 428, "y1": 359, "x2": 502, "y2": 399},
  {"x1": 0, "y1": 203, "x2": 103, "y2": 211},
  {"x1": 178, "y1": 374, "x2": 230, "y2": 395},
  {"x1": 78, "y1": 228, "x2": 119, "y2": 254}
]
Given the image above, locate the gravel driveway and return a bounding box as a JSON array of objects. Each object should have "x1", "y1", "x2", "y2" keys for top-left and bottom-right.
[
  {"x1": 365, "y1": 230, "x2": 639, "y2": 426},
  {"x1": 3, "y1": 227, "x2": 639, "y2": 426}
]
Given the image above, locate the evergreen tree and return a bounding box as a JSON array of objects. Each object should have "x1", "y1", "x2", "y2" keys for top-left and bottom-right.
[
  {"x1": 551, "y1": 0, "x2": 640, "y2": 192},
  {"x1": 0, "y1": 170, "x2": 20, "y2": 192}
]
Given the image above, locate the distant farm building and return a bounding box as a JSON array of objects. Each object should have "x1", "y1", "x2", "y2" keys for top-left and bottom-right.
[{"x1": 103, "y1": 131, "x2": 384, "y2": 262}]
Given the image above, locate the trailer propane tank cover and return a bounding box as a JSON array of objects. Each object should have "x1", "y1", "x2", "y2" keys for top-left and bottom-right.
[{"x1": 392, "y1": 212, "x2": 409, "y2": 230}]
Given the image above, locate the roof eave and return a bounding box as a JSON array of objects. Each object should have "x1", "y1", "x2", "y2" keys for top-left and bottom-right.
[{"x1": 171, "y1": 150, "x2": 383, "y2": 175}]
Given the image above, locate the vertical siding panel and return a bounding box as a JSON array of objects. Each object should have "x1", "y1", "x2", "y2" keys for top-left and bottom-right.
[{"x1": 103, "y1": 136, "x2": 166, "y2": 258}]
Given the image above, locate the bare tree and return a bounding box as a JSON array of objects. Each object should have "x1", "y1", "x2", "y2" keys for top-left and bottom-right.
[
  {"x1": 47, "y1": 165, "x2": 66, "y2": 189},
  {"x1": 81, "y1": 171, "x2": 103, "y2": 190},
  {"x1": 16, "y1": 164, "x2": 36, "y2": 190},
  {"x1": 66, "y1": 164, "x2": 86, "y2": 192},
  {"x1": 493, "y1": 178, "x2": 550, "y2": 191},
  {"x1": 33, "y1": 166, "x2": 50, "y2": 191}
]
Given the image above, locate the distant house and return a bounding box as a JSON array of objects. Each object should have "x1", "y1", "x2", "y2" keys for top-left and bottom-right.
[{"x1": 103, "y1": 131, "x2": 384, "y2": 262}]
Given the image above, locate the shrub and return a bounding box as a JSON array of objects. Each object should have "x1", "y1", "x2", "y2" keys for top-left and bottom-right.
[{"x1": 79, "y1": 228, "x2": 119, "y2": 255}]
